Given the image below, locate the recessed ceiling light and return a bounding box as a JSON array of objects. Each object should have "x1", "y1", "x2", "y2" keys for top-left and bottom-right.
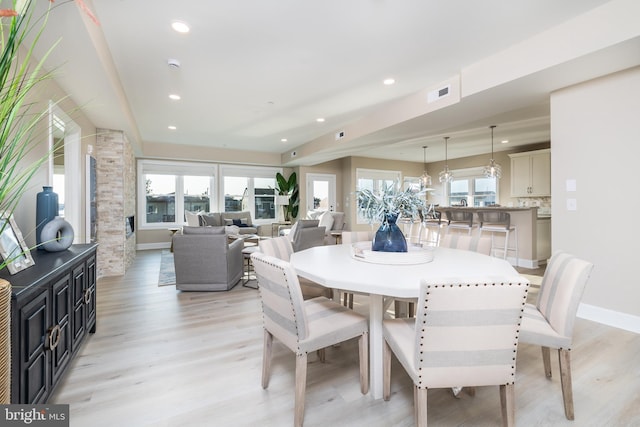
[
  {"x1": 316, "y1": 118, "x2": 325, "y2": 123},
  {"x1": 501, "y1": 139, "x2": 509, "y2": 144},
  {"x1": 169, "y1": 94, "x2": 181, "y2": 100},
  {"x1": 168, "y1": 125, "x2": 177, "y2": 130},
  {"x1": 171, "y1": 21, "x2": 190, "y2": 33},
  {"x1": 383, "y1": 78, "x2": 395, "y2": 85},
  {"x1": 281, "y1": 138, "x2": 288, "y2": 142}
]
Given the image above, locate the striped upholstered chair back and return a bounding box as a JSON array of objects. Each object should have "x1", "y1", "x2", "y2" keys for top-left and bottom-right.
[
  {"x1": 439, "y1": 234, "x2": 492, "y2": 256},
  {"x1": 251, "y1": 252, "x2": 308, "y2": 349},
  {"x1": 413, "y1": 279, "x2": 528, "y2": 389},
  {"x1": 383, "y1": 277, "x2": 528, "y2": 426},
  {"x1": 341, "y1": 230, "x2": 373, "y2": 244},
  {"x1": 531, "y1": 251, "x2": 594, "y2": 346},
  {"x1": 259, "y1": 236, "x2": 294, "y2": 261}
]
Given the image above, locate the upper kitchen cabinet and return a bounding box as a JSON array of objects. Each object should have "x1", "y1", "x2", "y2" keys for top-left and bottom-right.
[{"x1": 509, "y1": 149, "x2": 551, "y2": 197}]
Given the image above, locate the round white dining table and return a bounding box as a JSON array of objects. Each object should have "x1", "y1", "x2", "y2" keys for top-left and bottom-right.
[{"x1": 290, "y1": 244, "x2": 524, "y2": 399}]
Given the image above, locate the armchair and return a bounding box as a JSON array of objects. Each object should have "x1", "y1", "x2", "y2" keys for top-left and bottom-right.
[
  {"x1": 291, "y1": 220, "x2": 326, "y2": 252},
  {"x1": 172, "y1": 226, "x2": 243, "y2": 291}
]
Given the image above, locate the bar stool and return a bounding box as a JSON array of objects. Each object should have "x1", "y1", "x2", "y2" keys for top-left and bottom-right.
[
  {"x1": 477, "y1": 210, "x2": 518, "y2": 265},
  {"x1": 444, "y1": 209, "x2": 475, "y2": 235},
  {"x1": 420, "y1": 209, "x2": 443, "y2": 246}
]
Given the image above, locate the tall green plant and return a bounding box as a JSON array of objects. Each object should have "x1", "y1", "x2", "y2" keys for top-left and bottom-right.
[
  {"x1": 275, "y1": 172, "x2": 299, "y2": 221},
  {"x1": 0, "y1": 0, "x2": 62, "y2": 270}
]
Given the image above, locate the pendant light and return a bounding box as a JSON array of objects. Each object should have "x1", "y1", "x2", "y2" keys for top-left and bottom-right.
[
  {"x1": 420, "y1": 145, "x2": 432, "y2": 188},
  {"x1": 483, "y1": 125, "x2": 502, "y2": 179},
  {"x1": 439, "y1": 136, "x2": 453, "y2": 183}
]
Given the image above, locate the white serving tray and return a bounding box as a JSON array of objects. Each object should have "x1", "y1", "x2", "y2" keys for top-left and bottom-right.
[{"x1": 350, "y1": 241, "x2": 435, "y2": 265}]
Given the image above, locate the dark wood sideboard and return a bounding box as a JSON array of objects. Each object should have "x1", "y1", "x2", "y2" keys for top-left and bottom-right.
[{"x1": 0, "y1": 243, "x2": 98, "y2": 403}]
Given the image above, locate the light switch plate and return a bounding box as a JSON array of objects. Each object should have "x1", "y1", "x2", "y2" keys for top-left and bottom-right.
[
  {"x1": 567, "y1": 198, "x2": 577, "y2": 211},
  {"x1": 566, "y1": 179, "x2": 577, "y2": 192}
]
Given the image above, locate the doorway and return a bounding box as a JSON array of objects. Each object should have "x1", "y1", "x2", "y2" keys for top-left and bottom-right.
[
  {"x1": 306, "y1": 173, "x2": 336, "y2": 213},
  {"x1": 49, "y1": 102, "x2": 82, "y2": 243}
]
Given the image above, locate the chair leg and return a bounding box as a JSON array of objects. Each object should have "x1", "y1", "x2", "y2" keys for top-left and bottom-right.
[
  {"x1": 294, "y1": 353, "x2": 308, "y2": 427},
  {"x1": 359, "y1": 333, "x2": 369, "y2": 394},
  {"x1": 383, "y1": 341, "x2": 392, "y2": 401},
  {"x1": 500, "y1": 383, "x2": 515, "y2": 427},
  {"x1": 317, "y1": 348, "x2": 326, "y2": 363},
  {"x1": 558, "y1": 349, "x2": 575, "y2": 420},
  {"x1": 262, "y1": 330, "x2": 273, "y2": 389},
  {"x1": 415, "y1": 386, "x2": 428, "y2": 427},
  {"x1": 542, "y1": 346, "x2": 552, "y2": 378}
]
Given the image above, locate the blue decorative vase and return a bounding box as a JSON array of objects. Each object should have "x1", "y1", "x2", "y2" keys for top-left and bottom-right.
[
  {"x1": 36, "y1": 186, "x2": 59, "y2": 249},
  {"x1": 372, "y1": 212, "x2": 407, "y2": 252}
]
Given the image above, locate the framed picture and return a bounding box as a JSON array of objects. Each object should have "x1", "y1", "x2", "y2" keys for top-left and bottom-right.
[{"x1": 0, "y1": 213, "x2": 35, "y2": 275}]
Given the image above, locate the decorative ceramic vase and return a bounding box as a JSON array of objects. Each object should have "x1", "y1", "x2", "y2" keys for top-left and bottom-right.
[
  {"x1": 36, "y1": 186, "x2": 58, "y2": 249},
  {"x1": 40, "y1": 217, "x2": 74, "y2": 252},
  {"x1": 372, "y1": 212, "x2": 407, "y2": 252}
]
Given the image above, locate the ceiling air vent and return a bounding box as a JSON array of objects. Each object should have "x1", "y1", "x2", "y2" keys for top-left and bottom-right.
[{"x1": 427, "y1": 84, "x2": 450, "y2": 103}]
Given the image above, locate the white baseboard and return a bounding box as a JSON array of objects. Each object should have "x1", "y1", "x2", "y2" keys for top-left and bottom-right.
[
  {"x1": 512, "y1": 257, "x2": 538, "y2": 269},
  {"x1": 137, "y1": 242, "x2": 170, "y2": 251},
  {"x1": 578, "y1": 303, "x2": 640, "y2": 334}
]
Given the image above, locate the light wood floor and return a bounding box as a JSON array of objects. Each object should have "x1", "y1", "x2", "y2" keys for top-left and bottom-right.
[{"x1": 50, "y1": 250, "x2": 640, "y2": 426}]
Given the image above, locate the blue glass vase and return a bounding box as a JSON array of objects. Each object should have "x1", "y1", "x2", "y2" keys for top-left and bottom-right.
[
  {"x1": 372, "y1": 212, "x2": 407, "y2": 252},
  {"x1": 36, "y1": 186, "x2": 59, "y2": 249}
]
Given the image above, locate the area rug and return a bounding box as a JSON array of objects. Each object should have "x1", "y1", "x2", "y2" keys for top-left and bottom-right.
[{"x1": 158, "y1": 250, "x2": 176, "y2": 286}]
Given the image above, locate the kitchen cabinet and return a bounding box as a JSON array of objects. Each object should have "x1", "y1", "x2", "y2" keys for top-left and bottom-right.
[
  {"x1": 509, "y1": 149, "x2": 551, "y2": 197},
  {"x1": 2, "y1": 244, "x2": 97, "y2": 403}
]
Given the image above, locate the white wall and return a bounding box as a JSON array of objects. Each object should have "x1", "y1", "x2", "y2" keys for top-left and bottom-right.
[{"x1": 551, "y1": 66, "x2": 640, "y2": 332}]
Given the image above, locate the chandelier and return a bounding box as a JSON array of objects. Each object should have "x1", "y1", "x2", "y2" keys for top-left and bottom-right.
[
  {"x1": 420, "y1": 145, "x2": 432, "y2": 188},
  {"x1": 439, "y1": 136, "x2": 453, "y2": 183},
  {"x1": 483, "y1": 125, "x2": 502, "y2": 179}
]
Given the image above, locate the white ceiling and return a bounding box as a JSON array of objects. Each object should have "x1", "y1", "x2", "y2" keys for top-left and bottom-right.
[{"x1": 29, "y1": 0, "x2": 638, "y2": 165}]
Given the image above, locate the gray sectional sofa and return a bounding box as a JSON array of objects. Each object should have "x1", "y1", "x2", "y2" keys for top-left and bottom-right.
[{"x1": 188, "y1": 210, "x2": 258, "y2": 235}]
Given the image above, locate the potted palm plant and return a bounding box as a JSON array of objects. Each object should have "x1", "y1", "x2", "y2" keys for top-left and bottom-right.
[{"x1": 275, "y1": 172, "x2": 299, "y2": 222}]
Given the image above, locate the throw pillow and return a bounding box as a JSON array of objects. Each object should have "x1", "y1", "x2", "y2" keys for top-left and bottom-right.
[
  {"x1": 224, "y1": 218, "x2": 233, "y2": 226},
  {"x1": 199, "y1": 213, "x2": 221, "y2": 226},
  {"x1": 185, "y1": 210, "x2": 202, "y2": 227},
  {"x1": 232, "y1": 218, "x2": 249, "y2": 227},
  {"x1": 318, "y1": 211, "x2": 334, "y2": 232},
  {"x1": 286, "y1": 221, "x2": 298, "y2": 242}
]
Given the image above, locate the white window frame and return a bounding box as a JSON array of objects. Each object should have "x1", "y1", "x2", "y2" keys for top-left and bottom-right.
[
  {"x1": 445, "y1": 166, "x2": 500, "y2": 206},
  {"x1": 137, "y1": 160, "x2": 217, "y2": 229},
  {"x1": 218, "y1": 165, "x2": 283, "y2": 225},
  {"x1": 355, "y1": 168, "x2": 402, "y2": 224}
]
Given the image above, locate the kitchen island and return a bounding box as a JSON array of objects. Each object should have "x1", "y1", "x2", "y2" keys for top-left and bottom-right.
[{"x1": 436, "y1": 206, "x2": 540, "y2": 268}]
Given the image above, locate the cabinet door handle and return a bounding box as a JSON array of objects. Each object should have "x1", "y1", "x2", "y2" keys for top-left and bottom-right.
[
  {"x1": 83, "y1": 289, "x2": 92, "y2": 305},
  {"x1": 47, "y1": 324, "x2": 62, "y2": 350}
]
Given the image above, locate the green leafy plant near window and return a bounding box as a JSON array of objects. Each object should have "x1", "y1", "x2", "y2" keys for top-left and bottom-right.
[
  {"x1": 0, "y1": 0, "x2": 97, "y2": 271},
  {"x1": 275, "y1": 172, "x2": 299, "y2": 221}
]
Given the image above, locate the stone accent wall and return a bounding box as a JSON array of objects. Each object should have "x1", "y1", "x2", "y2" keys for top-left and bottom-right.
[{"x1": 96, "y1": 129, "x2": 136, "y2": 277}]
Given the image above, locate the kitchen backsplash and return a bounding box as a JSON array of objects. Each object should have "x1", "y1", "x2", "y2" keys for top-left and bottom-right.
[{"x1": 517, "y1": 196, "x2": 551, "y2": 215}]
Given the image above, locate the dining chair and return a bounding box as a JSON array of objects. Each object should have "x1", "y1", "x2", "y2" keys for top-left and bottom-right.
[
  {"x1": 519, "y1": 251, "x2": 594, "y2": 420},
  {"x1": 383, "y1": 278, "x2": 529, "y2": 427},
  {"x1": 259, "y1": 236, "x2": 332, "y2": 300},
  {"x1": 439, "y1": 234, "x2": 492, "y2": 256},
  {"x1": 251, "y1": 252, "x2": 369, "y2": 427}
]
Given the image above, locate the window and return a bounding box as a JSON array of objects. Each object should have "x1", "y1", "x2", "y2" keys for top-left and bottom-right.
[
  {"x1": 447, "y1": 167, "x2": 498, "y2": 206},
  {"x1": 138, "y1": 160, "x2": 216, "y2": 228},
  {"x1": 220, "y1": 166, "x2": 279, "y2": 222},
  {"x1": 355, "y1": 168, "x2": 401, "y2": 224},
  {"x1": 138, "y1": 161, "x2": 282, "y2": 228}
]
